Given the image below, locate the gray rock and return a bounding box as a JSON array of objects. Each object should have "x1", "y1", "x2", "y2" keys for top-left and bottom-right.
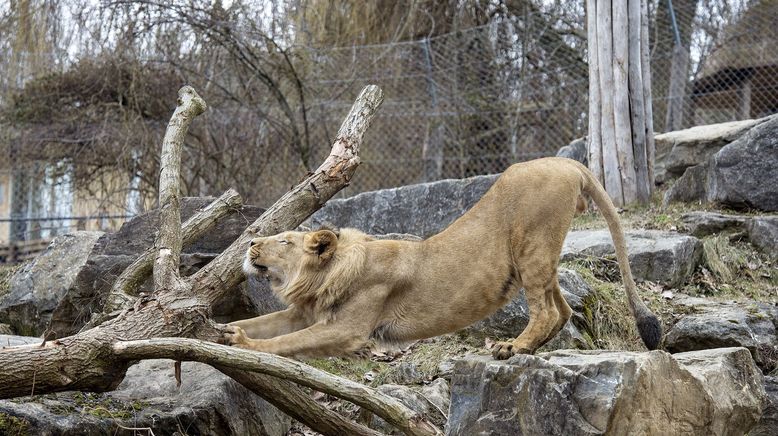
[
  {"x1": 466, "y1": 269, "x2": 592, "y2": 348},
  {"x1": 562, "y1": 230, "x2": 702, "y2": 287},
  {"x1": 750, "y1": 376, "x2": 778, "y2": 436},
  {"x1": 310, "y1": 174, "x2": 499, "y2": 238},
  {"x1": 0, "y1": 231, "x2": 103, "y2": 336},
  {"x1": 0, "y1": 358, "x2": 291, "y2": 436},
  {"x1": 447, "y1": 348, "x2": 764, "y2": 436},
  {"x1": 0, "y1": 334, "x2": 41, "y2": 347},
  {"x1": 680, "y1": 212, "x2": 778, "y2": 256},
  {"x1": 665, "y1": 300, "x2": 778, "y2": 372},
  {"x1": 681, "y1": 211, "x2": 750, "y2": 237},
  {"x1": 0, "y1": 323, "x2": 12, "y2": 335},
  {"x1": 371, "y1": 381, "x2": 449, "y2": 433},
  {"x1": 746, "y1": 216, "x2": 778, "y2": 255},
  {"x1": 556, "y1": 137, "x2": 588, "y2": 166},
  {"x1": 708, "y1": 114, "x2": 778, "y2": 211},
  {"x1": 654, "y1": 118, "x2": 766, "y2": 183},
  {"x1": 663, "y1": 163, "x2": 709, "y2": 206},
  {"x1": 385, "y1": 362, "x2": 425, "y2": 385},
  {"x1": 44, "y1": 197, "x2": 267, "y2": 337}
]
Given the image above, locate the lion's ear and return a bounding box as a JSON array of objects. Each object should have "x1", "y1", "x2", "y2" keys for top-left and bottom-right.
[{"x1": 304, "y1": 229, "x2": 339, "y2": 265}]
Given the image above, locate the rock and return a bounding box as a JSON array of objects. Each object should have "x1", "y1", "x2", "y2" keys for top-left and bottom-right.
[
  {"x1": 371, "y1": 380, "x2": 449, "y2": 433},
  {"x1": 562, "y1": 230, "x2": 702, "y2": 287},
  {"x1": 680, "y1": 212, "x2": 778, "y2": 256},
  {"x1": 0, "y1": 334, "x2": 41, "y2": 347},
  {"x1": 0, "y1": 324, "x2": 12, "y2": 335},
  {"x1": 707, "y1": 114, "x2": 778, "y2": 211},
  {"x1": 310, "y1": 174, "x2": 499, "y2": 238},
  {"x1": 0, "y1": 231, "x2": 103, "y2": 336},
  {"x1": 746, "y1": 216, "x2": 778, "y2": 255},
  {"x1": 681, "y1": 211, "x2": 750, "y2": 237},
  {"x1": 420, "y1": 378, "x2": 451, "y2": 414},
  {"x1": 750, "y1": 376, "x2": 778, "y2": 436},
  {"x1": 447, "y1": 348, "x2": 764, "y2": 436},
  {"x1": 44, "y1": 197, "x2": 267, "y2": 337},
  {"x1": 385, "y1": 362, "x2": 425, "y2": 385},
  {"x1": 467, "y1": 269, "x2": 592, "y2": 349},
  {"x1": 663, "y1": 163, "x2": 709, "y2": 206},
  {"x1": 654, "y1": 118, "x2": 766, "y2": 183},
  {"x1": 0, "y1": 357, "x2": 291, "y2": 436},
  {"x1": 665, "y1": 299, "x2": 778, "y2": 372},
  {"x1": 556, "y1": 137, "x2": 588, "y2": 166}
]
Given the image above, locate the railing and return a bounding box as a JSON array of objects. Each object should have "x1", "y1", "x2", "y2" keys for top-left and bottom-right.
[{"x1": 0, "y1": 239, "x2": 52, "y2": 264}]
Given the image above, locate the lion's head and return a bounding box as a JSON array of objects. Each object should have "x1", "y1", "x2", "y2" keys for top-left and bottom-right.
[{"x1": 243, "y1": 228, "x2": 370, "y2": 313}]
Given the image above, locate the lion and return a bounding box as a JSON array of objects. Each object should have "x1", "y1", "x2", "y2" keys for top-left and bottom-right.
[{"x1": 223, "y1": 157, "x2": 662, "y2": 359}]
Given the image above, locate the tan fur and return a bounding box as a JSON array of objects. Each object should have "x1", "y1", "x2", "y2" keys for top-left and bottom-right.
[{"x1": 224, "y1": 157, "x2": 662, "y2": 359}]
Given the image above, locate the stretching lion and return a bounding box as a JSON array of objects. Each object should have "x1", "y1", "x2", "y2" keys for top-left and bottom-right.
[{"x1": 223, "y1": 157, "x2": 662, "y2": 359}]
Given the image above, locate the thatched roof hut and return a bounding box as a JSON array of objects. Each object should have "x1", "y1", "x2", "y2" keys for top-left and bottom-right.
[{"x1": 691, "y1": 0, "x2": 778, "y2": 123}]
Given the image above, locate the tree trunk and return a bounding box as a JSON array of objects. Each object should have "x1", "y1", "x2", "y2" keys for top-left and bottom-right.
[
  {"x1": 0, "y1": 85, "x2": 440, "y2": 436},
  {"x1": 587, "y1": 0, "x2": 655, "y2": 206}
]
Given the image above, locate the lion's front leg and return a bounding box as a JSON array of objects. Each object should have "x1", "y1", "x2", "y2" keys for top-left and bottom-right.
[{"x1": 225, "y1": 322, "x2": 370, "y2": 358}]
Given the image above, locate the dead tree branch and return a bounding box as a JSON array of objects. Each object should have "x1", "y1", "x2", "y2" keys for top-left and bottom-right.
[
  {"x1": 0, "y1": 85, "x2": 432, "y2": 436},
  {"x1": 114, "y1": 338, "x2": 442, "y2": 436}
]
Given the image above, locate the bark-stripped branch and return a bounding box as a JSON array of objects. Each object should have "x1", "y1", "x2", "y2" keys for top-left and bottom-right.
[
  {"x1": 0, "y1": 85, "x2": 407, "y2": 436},
  {"x1": 114, "y1": 339, "x2": 442, "y2": 436},
  {"x1": 103, "y1": 188, "x2": 243, "y2": 313}
]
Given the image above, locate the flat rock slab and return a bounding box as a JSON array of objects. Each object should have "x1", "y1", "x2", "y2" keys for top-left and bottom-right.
[
  {"x1": 447, "y1": 348, "x2": 764, "y2": 436},
  {"x1": 0, "y1": 353, "x2": 290, "y2": 436},
  {"x1": 562, "y1": 230, "x2": 702, "y2": 287},
  {"x1": 665, "y1": 298, "x2": 778, "y2": 372},
  {"x1": 681, "y1": 212, "x2": 778, "y2": 255}
]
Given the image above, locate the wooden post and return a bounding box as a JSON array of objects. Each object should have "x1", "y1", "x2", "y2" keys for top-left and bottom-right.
[{"x1": 587, "y1": 0, "x2": 655, "y2": 206}]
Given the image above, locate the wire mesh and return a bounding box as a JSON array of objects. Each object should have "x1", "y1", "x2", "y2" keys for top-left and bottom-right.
[{"x1": 0, "y1": 0, "x2": 776, "y2": 251}]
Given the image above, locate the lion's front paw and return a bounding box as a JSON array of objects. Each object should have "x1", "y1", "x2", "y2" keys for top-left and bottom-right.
[
  {"x1": 221, "y1": 325, "x2": 251, "y2": 348},
  {"x1": 491, "y1": 341, "x2": 533, "y2": 360}
]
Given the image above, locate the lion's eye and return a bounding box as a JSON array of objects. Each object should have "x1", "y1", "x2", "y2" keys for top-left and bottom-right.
[{"x1": 278, "y1": 240, "x2": 290, "y2": 245}]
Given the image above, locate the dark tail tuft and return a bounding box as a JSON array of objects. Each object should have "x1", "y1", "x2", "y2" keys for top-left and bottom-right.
[{"x1": 636, "y1": 314, "x2": 663, "y2": 350}]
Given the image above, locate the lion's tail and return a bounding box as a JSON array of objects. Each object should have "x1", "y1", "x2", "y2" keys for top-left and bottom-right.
[{"x1": 577, "y1": 163, "x2": 662, "y2": 350}]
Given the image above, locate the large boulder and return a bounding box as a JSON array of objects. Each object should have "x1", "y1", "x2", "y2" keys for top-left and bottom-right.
[
  {"x1": 663, "y1": 163, "x2": 709, "y2": 206},
  {"x1": 43, "y1": 197, "x2": 269, "y2": 338},
  {"x1": 0, "y1": 338, "x2": 291, "y2": 436},
  {"x1": 0, "y1": 231, "x2": 103, "y2": 336},
  {"x1": 654, "y1": 118, "x2": 766, "y2": 183},
  {"x1": 707, "y1": 114, "x2": 778, "y2": 211},
  {"x1": 665, "y1": 296, "x2": 778, "y2": 372},
  {"x1": 447, "y1": 348, "x2": 765, "y2": 436},
  {"x1": 562, "y1": 230, "x2": 702, "y2": 287},
  {"x1": 310, "y1": 174, "x2": 498, "y2": 238},
  {"x1": 468, "y1": 269, "x2": 593, "y2": 350}
]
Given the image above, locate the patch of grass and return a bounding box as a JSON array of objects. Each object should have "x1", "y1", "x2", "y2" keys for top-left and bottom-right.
[
  {"x1": 0, "y1": 412, "x2": 30, "y2": 436},
  {"x1": 683, "y1": 235, "x2": 776, "y2": 301},
  {"x1": 305, "y1": 357, "x2": 388, "y2": 386}
]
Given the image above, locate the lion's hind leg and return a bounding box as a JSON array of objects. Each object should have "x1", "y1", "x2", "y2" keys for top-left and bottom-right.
[{"x1": 491, "y1": 274, "x2": 562, "y2": 359}]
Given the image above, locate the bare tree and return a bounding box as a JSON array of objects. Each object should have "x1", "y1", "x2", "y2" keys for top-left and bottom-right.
[
  {"x1": 0, "y1": 84, "x2": 441, "y2": 436},
  {"x1": 587, "y1": 0, "x2": 655, "y2": 206}
]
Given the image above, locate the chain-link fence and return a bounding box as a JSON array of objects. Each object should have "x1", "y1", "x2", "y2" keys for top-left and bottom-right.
[{"x1": 1, "y1": 0, "x2": 776, "y2": 253}]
